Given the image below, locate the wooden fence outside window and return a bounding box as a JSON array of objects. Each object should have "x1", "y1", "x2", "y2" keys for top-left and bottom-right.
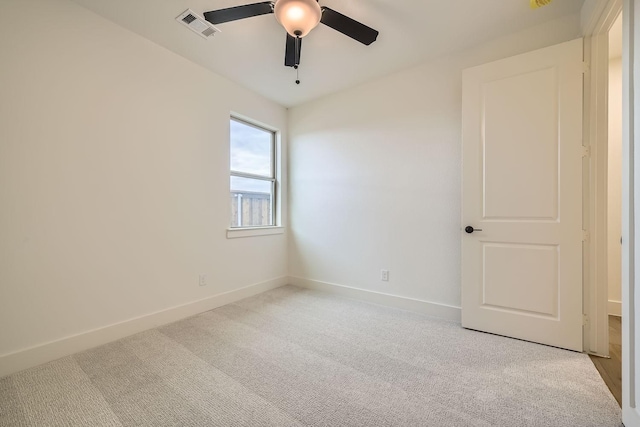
[{"x1": 230, "y1": 191, "x2": 272, "y2": 227}]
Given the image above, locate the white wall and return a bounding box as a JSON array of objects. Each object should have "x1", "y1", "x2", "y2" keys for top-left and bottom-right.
[
  {"x1": 609, "y1": 56, "x2": 623, "y2": 316},
  {"x1": 288, "y1": 14, "x2": 582, "y2": 311},
  {"x1": 0, "y1": 0, "x2": 287, "y2": 361}
]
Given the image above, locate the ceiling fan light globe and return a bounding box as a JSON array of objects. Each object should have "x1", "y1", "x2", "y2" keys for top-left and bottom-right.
[
  {"x1": 274, "y1": 0, "x2": 321, "y2": 38},
  {"x1": 286, "y1": 6, "x2": 304, "y2": 20}
]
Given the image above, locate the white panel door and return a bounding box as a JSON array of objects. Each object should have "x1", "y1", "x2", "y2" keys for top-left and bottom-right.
[{"x1": 461, "y1": 38, "x2": 584, "y2": 351}]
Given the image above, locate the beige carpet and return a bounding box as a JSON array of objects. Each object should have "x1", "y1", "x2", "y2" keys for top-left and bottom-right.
[{"x1": 0, "y1": 285, "x2": 622, "y2": 426}]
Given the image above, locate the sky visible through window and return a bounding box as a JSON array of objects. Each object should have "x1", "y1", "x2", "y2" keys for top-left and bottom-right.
[{"x1": 230, "y1": 119, "x2": 273, "y2": 193}]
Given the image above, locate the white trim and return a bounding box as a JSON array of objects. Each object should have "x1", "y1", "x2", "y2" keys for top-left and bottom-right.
[
  {"x1": 609, "y1": 299, "x2": 623, "y2": 316},
  {"x1": 229, "y1": 114, "x2": 280, "y2": 229},
  {"x1": 623, "y1": 1, "x2": 640, "y2": 423},
  {"x1": 226, "y1": 226, "x2": 285, "y2": 238},
  {"x1": 0, "y1": 276, "x2": 288, "y2": 378},
  {"x1": 583, "y1": 0, "x2": 612, "y2": 35},
  {"x1": 582, "y1": 0, "x2": 623, "y2": 358},
  {"x1": 289, "y1": 276, "x2": 461, "y2": 323}
]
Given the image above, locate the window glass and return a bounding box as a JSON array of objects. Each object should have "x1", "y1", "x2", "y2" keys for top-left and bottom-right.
[
  {"x1": 230, "y1": 177, "x2": 273, "y2": 227},
  {"x1": 229, "y1": 118, "x2": 276, "y2": 228},
  {"x1": 230, "y1": 119, "x2": 272, "y2": 177},
  {"x1": 231, "y1": 176, "x2": 272, "y2": 194}
]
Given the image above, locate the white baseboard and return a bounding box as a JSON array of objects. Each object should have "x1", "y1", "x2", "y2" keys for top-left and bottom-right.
[
  {"x1": 608, "y1": 299, "x2": 622, "y2": 317},
  {"x1": 289, "y1": 276, "x2": 461, "y2": 323},
  {"x1": 1, "y1": 276, "x2": 461, "y2": 378},
  {"x1": 0, "y1": 276, "x2": 288, "y2": 378}
]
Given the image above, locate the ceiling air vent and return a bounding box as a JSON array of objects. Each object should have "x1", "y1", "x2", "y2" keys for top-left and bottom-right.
[{"x1": 176, "y1": 9, "x2": 220, "y2": 39}]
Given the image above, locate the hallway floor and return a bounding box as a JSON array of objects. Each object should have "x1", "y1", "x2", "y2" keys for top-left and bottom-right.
[{"x1": 589, "y1": 316, "x2": 622, "y2": 406}]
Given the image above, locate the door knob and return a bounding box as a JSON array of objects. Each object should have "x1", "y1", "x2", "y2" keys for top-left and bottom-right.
[{"x1": 465, "y1": 226, "x2": 482, "y2": 234}]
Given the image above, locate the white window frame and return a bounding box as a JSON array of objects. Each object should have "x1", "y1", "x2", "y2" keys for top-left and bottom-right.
[{"x1": 227, "y1": 116, "x2": 283, "y2": 238}]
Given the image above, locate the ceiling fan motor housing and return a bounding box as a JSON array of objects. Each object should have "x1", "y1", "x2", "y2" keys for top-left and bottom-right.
[{"x1": 274, "y1": 0, "x2": 321, "y2": 37}]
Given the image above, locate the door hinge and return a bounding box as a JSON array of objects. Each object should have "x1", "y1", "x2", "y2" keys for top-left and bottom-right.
[
  {"x1": 583, "y1": 314, "x2": 589, "y2": 326},
  {"x1": 582, "y1": 146, "x2": 591, "y2": 157},
  {"x1": 582, "y1": 61, "x2": 590, "y2": 73},
  {"x1": 582, "y1": 230, "x2": 590, "y2": 241}
]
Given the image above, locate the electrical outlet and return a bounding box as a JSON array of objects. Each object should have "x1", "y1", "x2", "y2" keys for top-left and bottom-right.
[
  {"x1": 199, "y1": 274, "x2": 207, "y2": 286},
  {"x1": 381, "y1": 270, "x2": 389, "y2": 281}
]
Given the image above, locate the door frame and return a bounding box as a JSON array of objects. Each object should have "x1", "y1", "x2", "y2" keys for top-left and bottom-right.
[
  {"x1": 583, "y1": 0, "x2": 623, "y2": 357},
  {"x1": 622, "y1": 1, "x2": 640, "y2": 423},
  {"x1": 584, "y1": 1, "x2": 640, "y2": 424}
]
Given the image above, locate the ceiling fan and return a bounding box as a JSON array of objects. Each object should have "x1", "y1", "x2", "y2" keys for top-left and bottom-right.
[{"x1": 203, "y1": 0, "x2": 379, "y2": 76}]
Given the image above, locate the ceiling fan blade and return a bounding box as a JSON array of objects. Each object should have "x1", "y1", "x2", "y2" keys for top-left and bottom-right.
[
  {"x1": 284, "y1": 33, "x2": 302, "y2": 67},
  {"x1": 203, "y1": 2, "x2": 273, "y2": 25},
  {"x1": 320, "y1": 7, "x2": 378, "y2": 46}
]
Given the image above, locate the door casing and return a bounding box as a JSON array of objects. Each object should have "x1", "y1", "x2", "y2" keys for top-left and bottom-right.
[{"x1": 582, "y1": 0, "x2": 623, "y2": 358}]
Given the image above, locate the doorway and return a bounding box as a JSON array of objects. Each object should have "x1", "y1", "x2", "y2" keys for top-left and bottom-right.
[{"x1": 589, "y1": 10, "x2": 623, "y2": 408}]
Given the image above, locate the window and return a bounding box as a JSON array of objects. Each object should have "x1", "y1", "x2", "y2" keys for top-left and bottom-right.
[{"x1": 229, "y1": 117, "x2": 276, "y2": 228}]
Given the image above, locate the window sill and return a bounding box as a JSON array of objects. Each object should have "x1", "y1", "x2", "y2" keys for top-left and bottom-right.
[{"x1": 226, "y1": 226, "x2": 285, "y2": 239}]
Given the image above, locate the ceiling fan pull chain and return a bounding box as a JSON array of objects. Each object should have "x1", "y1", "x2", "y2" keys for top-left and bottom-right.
[{"x1": 295, "y1": 35, "x2": 301, "y2": 84}]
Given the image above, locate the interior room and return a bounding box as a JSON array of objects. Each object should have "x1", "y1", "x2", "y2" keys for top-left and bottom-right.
[{"x1": 0, "y1": 0, "x2": 637, "y2": 425}]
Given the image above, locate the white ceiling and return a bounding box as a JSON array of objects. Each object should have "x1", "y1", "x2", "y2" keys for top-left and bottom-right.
[{"x1": 71, "y1": 0, "x2": 585, "y2": 107}]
